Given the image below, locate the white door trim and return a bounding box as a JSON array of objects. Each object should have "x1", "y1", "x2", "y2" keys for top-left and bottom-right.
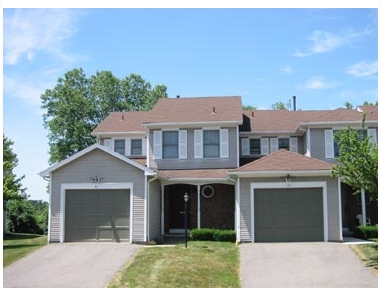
[{"x1": 250, "y1": 181, "x2": 328, "y2": 242}]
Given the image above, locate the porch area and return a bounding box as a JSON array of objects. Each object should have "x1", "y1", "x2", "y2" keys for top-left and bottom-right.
[{"x1": 162, "y1": 183, "x2": 235, "y2": 235}]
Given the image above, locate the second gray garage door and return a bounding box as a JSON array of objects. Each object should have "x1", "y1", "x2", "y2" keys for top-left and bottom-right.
[
  {"x1": 255, "y1": 188, "x2": 323, "y2": 242},
  {"x1": 65, "y1": 189, "x2": 130, "y2": 242}
]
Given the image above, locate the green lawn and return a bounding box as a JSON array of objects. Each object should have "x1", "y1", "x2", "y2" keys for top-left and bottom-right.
[
  {"x1": 108, "y1": 241, "x2": 241, "y2": 288},
  {"x1": 3, "y1": 233, "x2": 48, "y2": 267},
  {"x1": 350, "y1": 240, "x2": 378, "y2": 274}
]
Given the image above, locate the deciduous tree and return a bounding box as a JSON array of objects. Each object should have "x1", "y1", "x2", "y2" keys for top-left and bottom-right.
[
  {"x1": 41, "y1": 68, "x2": 168, "y2": 164},
  {"x1": 332, "y1": 116, "x2": 378, "y2": 201},
  {"x1": 3, "y1": 135, "x2": 27, "y2": 206}
]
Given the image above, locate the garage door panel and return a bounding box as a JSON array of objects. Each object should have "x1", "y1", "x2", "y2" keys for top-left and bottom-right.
[
  {"x1": 65, "y1": 189, "x2": 130, "y2": 242},
  {"x1": 255, "y1": 188, "x2": 323, "y2": 242}
]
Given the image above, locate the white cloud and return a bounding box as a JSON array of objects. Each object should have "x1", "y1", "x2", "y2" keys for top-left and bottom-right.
[
  {"x1": 294, "y1": 28, "x2": 370, "y2": 57},
  {"x1": 4, "y1": 9, "x2": 80, "y2": 65},
  {"x1": 3, "y1": 75, "x2": 47, "y2": 106},
  {"x1": 346, "y1": 61, "x2": 378, "y2": 77},
  {"x1": 304, "y1": 77, "x2": 335, "y2": 90},
  {"x1": 281, "y1": 66, "x2": 293, "y2": 75}
]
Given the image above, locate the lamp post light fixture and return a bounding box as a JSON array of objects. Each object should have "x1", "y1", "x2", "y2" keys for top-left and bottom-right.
[{"x1": 183, "y1": 192, "x2": 189, "y2": 248}]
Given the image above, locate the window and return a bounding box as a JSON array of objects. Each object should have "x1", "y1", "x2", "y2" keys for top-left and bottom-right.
[
  {"x1": 163, "y1": 131, "x2": 178, "y2": 159},
  {"x1": 203, "y1": 130, "x2": 220, "y2": 158},
  {"x1": 131, "y1": 139, "x2": 142, "y2": 156},
  {"x1": 278, "y1": 138, "x2": 290, "y2": 150},
  {"x1": 114, "y1": 139, "x2": 125, "y2": 155},
  {"x1": 250, "y1": 139, "x2": 261, "y2": 154}
]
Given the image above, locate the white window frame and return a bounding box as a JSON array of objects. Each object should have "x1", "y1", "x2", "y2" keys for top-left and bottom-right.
[{"x1": 194, "y1": 128, "x2": 229, "y2": 159}]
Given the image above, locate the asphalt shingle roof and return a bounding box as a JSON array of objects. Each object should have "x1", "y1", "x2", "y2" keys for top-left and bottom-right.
[{"x1": 233, "y1": 149, "x2": 333, "y2": 172}]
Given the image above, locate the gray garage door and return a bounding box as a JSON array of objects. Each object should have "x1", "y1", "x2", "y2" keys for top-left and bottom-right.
[
  {"x1": 65, "y1": 189, "x2": 130, "y2": 242},
  {"x1": 255, "y1": 188, "x2": 323, "y2": 242}
]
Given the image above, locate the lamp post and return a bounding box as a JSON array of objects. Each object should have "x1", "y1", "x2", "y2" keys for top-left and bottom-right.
[{"x1": 183, "y1": 192, "x2": 189, "y2": 248}]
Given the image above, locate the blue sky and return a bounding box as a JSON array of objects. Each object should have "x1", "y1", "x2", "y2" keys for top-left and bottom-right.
[{"x1": 3, "y1": 7, "x2": 378, "y2": 201}]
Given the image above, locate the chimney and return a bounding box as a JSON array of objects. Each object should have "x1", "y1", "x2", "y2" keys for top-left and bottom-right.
[{"x1": 292, "y1": 96, "x2": 296, "y2": 111}]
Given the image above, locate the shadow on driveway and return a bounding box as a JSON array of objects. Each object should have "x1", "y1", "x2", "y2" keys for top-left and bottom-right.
[
  {"x1": 240, "y1": 242, "x2": 377, "y2": 288},
  {"x1": 4, "y1": 243, "x2": 140, "y2": 288}
]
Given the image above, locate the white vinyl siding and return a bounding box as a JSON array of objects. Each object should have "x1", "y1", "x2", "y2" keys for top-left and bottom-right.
[
  {"x1": 178, "y1": 130, "x2": 188, "y2": 159},
  {"x1": 153, "y1": 131, "x2": 162, "y2": 160},
  {"x1": 324, "y1": 129, "x2": 334, "y2": 159},
  {"x1": 260, "y1": 138, "x2": 269, "y2": 155}
]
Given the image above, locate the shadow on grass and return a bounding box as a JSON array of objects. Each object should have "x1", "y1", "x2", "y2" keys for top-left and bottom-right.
[
  {"x1": 3, "y1": 233, "x2": 43, "y2": 240},
  {"x1": 3, "y1": 244, "x2": 44, "y2": 250}
]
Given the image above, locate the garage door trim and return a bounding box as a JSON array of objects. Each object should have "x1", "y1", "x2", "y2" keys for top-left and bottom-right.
[
  {"x1": 250, "y1": 181, "x2": 327, "y2": 242},
  {"x1": 60, "y1": 183, "x2": 133, "y2": 243}
]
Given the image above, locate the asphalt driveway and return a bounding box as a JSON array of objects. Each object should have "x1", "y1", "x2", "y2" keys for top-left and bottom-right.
[
  {"x1": 3, "y1": 243, "x2": 140, "y2": 288},
  {"x1": 240, "y1": 242, "x2": 377, "y2": 288}
]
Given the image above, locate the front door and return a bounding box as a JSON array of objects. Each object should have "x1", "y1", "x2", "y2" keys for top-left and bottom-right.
[{"x1": 166, "y1": 184, "x2": 193, "y2": 233}]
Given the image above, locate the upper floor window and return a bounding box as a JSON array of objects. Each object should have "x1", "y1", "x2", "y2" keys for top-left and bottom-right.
[
  {"x1": 153, "y1": 130, "x2": 187, "y2": 160},
  {"x1": 194, "y1": 129, "x2": 229, "y2": 159},
  {"x1": 325, "y1": 128, "x2": 377, "y2": 159},
  {"x1": 241, "y1": 137, "x2": 297, "y2": 156},
  {"x1": 203, "y1": 130, "x2": 220, "y2": 158},
  {"x1": 114, "y1": 139, "x2": 125, "y2": 155},
  {"x1": 278, "y1": 138, "x2": 290, "y2": 150},
  {"x1": 131, "y1": 139, "x2": 142, "y2": 156},
  {"x1": 163, "y1": 131, "x2": 178, "y2": 159},
  {"x1": 250, "y1": 138, "x2": 261, "y2": 154}
]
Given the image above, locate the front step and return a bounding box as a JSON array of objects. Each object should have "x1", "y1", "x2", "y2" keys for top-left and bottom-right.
[{"x1": 342, "y1": 227, "x2": 354, "y2": 237}]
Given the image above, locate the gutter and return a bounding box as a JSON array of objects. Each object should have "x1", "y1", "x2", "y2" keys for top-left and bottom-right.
[{"x1": 228, "y1": 170, "x2": 332, "y2": 178}]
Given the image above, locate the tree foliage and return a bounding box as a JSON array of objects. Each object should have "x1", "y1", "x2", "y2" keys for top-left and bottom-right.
[
  {"x1": 3, "y1": 135, "x2": 27, "y2": 205},
  {"x1": 243, "y1": 104, "x2": 256, "y2": 110},
  {"x1": 271, "y1": 100, "x2": 291, "y2": 110},
  {"x1": 6, "y1": 199, "x2": 48, "y2": 235},
  {"x1": 41, "y1": 68, "x2": 168, "y2": 164},
  {"x1": 332, "y1": 116, "x2": 378, "y2": 201}
]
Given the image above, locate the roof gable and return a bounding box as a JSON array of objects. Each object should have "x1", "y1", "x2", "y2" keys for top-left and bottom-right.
[
  {"x1": 39, "y1": 144, "x2": 155, "y2": 177},
  {"x1": 232, "y1": 149, "x2": 332, "y2": 173}
]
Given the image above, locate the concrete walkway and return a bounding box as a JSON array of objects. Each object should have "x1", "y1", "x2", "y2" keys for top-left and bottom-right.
[
  {"x1": 3, "y1": 243, "x2": 140, "y2": 288},
  {"x1": 240, "y1": 242, "x2": 378, "y2": 288}
]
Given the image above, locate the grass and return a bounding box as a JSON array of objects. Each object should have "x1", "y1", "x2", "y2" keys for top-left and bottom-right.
[
  {"x1": 107, "y1": 241, "x2": 241, "y2": 288},
  {"x1": 3, "y1": 233, "x2": 48, "y2": 267},
  {"x1": 350, "y1": 239, "x2": 378, "y2": 274}
]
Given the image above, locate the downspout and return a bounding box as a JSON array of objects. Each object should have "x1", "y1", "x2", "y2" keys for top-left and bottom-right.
[{"x1": 146, "y1": 174, "x2": 158, "y2": 242}]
